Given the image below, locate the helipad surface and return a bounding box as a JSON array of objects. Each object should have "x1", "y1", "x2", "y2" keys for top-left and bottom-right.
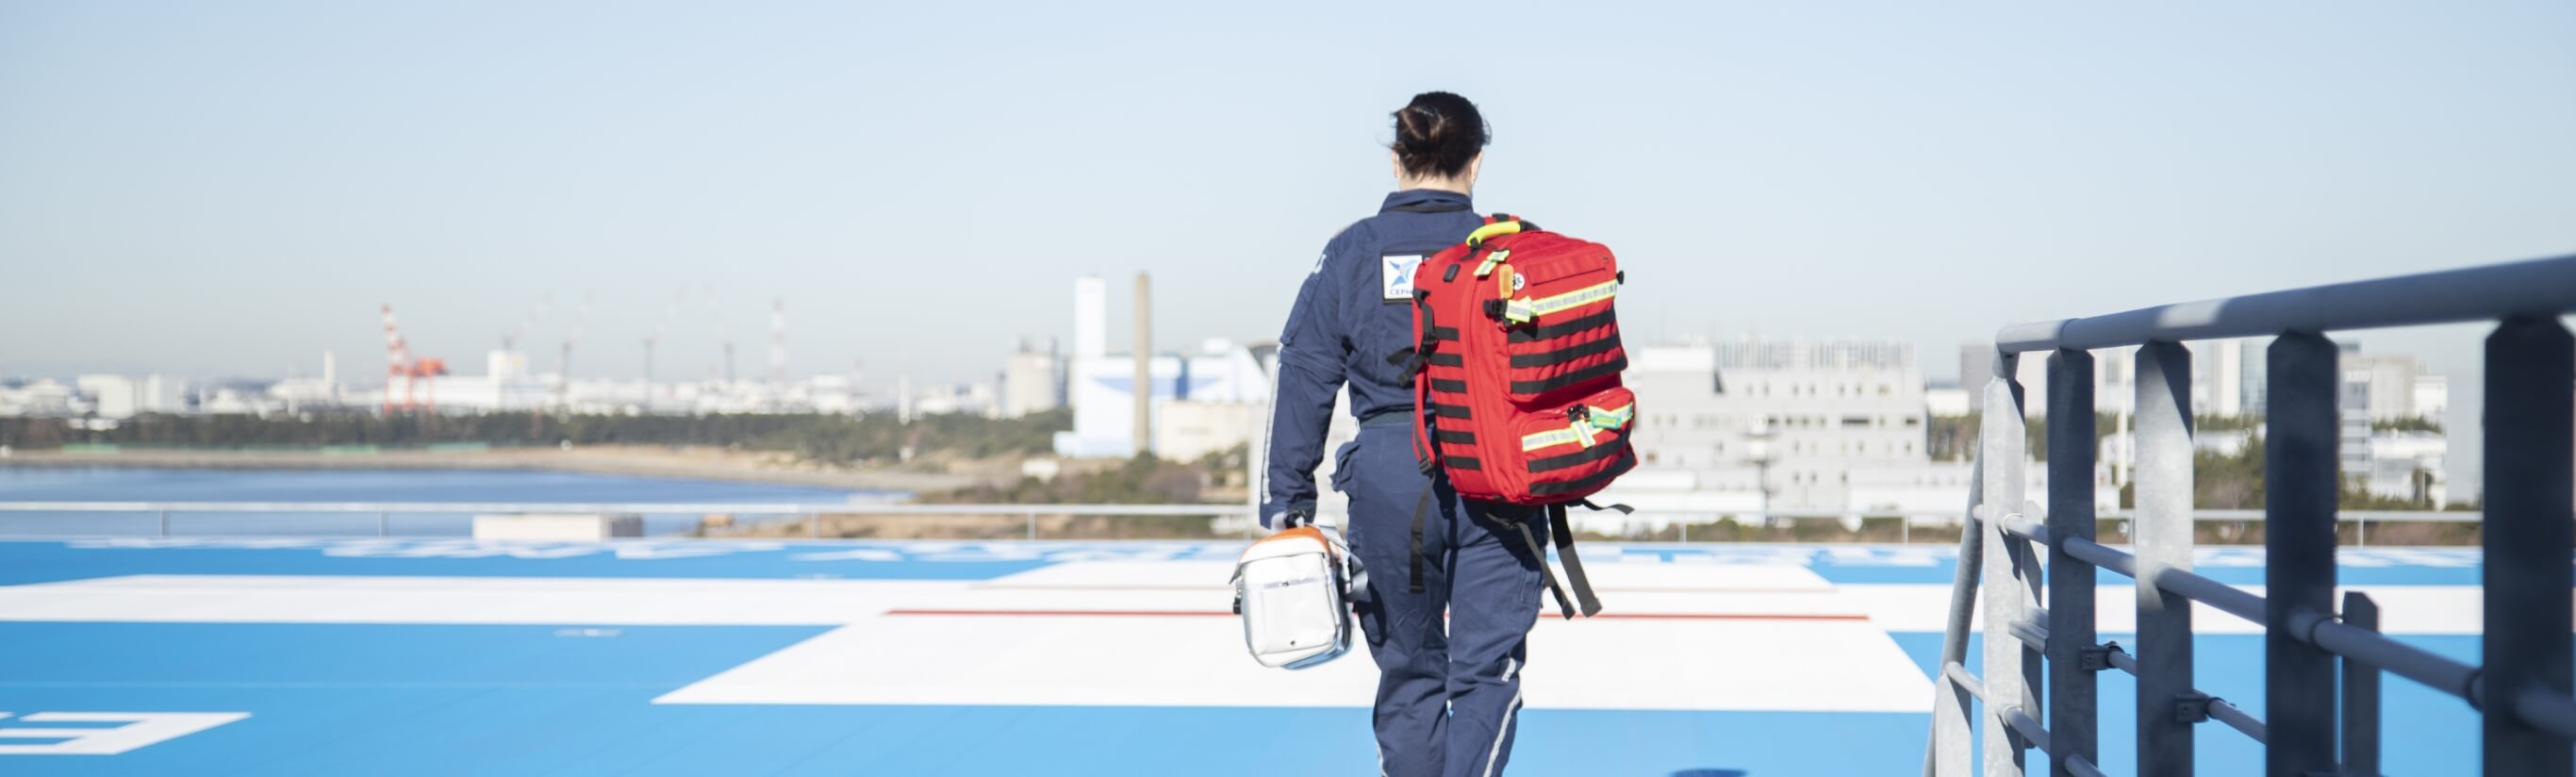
[{"x1": 0, "y1": 538, "x2": 2504, "y2": 775}]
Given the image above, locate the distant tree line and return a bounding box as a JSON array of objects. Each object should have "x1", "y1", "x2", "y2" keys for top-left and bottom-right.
[
  {"x1": 1927, "y1": 412, "x2": 2124, "y2": 462},
  {"x1": 0, "y1": 408, "x2": 1071, "y2": 466},
  {"x1": 2113, "y1": 435, "x2": 2457, "y2": 511}
]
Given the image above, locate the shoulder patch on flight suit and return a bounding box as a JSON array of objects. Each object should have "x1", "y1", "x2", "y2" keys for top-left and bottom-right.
[{"x1": 1380, "y1": 252, "x2": 1425, "y2": 302}]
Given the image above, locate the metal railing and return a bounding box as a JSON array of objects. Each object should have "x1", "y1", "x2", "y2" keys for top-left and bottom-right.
[{"x1": 1925, "y1": 253, "x2": 2576, "y2": 776}]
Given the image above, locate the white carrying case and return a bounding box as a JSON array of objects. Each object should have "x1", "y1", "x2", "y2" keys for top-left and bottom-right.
[{"x1": 1230, "y1": 524, "x2": 1366, "y2": 670}]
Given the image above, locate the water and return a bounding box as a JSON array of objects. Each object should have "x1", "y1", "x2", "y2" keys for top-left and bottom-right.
[{"x1": 0, "y1": 468, "x2": 898, "y2": 537}]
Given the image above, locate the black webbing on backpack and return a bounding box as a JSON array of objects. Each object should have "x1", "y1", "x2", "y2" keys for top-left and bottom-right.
[
  {"x1": 1547, "y1": 504, "x2": 1604, "y2": 618},
  {"x1": 1510, "y1": 515, "x2": 1577, "y2": 620}
]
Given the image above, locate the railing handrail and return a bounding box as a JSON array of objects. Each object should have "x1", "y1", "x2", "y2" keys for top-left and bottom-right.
[{"x1": 1994, "y1": 252, "x2": 2576, "y2": 354}]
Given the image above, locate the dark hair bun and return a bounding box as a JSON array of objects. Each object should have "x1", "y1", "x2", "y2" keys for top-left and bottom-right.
[{"x1": 1392, "y1": 91, "x2": 1489, "y2": 178}]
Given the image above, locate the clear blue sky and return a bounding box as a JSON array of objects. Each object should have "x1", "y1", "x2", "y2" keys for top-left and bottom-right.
[{"x1": 2, "y1": 1, "x2": 2570, "y2": 388}]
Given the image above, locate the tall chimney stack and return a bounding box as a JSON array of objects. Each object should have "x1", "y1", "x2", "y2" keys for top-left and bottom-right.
[
  {"x1": 769, "y1": 298, "x2": 787, "y2": 385},
  {"x1": 1132, "y1": 273, "x2": 1152, "y2": 457},
  {"x1": 1073, "y1": 276, "x2": 1107, "y2": 358}
]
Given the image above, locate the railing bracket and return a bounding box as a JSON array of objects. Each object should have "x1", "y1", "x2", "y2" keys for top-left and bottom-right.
[
  {"x1": 2079, "y1": 642, "x2": 2120, "y2": 672},
  {"x1": 2175, "y1": 691, "x2": 2213, "y2": 724}
]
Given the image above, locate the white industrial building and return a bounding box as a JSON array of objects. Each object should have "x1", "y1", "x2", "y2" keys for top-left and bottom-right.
[
  {"x1": 2341, "y1": 347, "x2": 2442, "y2": 422},
  {"x1": 0, "y1": 379, "x2": 78, "y2": 417},
  {"x1": 1049, "y1": 274, "x2": 1276, "y2": 459},
  {"x1": 1923, "y1": 383, "x2": 1971, "y2": 417},
  {"x1": 2363, "y1": 431, "x2": 2448, "y2": 505},
  {"x1": 1603, "y1": 338, "x2": 2072, "y2": 529},
  {"x1": 1001, "y1": 343, "x2": 1064, "y2": 419},
  {"x1": 1055, "y1": 339, "x2": 1270, "y2": 458},
  {"x1": 64, "y1": 374, "x2": 182, "y2": 419}
]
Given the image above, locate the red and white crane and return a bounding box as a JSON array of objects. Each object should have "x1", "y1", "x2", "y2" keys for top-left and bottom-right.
[{"x1": 379, "y1": 304, "x2": 449, "y2": 416}]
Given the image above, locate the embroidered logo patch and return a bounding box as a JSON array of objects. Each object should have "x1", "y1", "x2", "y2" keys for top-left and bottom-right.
[{"x1": 1381, "y1": 253, "x2": 1424, "y2": 301}]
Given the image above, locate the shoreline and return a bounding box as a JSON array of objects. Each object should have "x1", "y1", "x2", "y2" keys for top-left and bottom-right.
[{"x1": 0, "y1": 446, "x2": 986, "y2": 495}]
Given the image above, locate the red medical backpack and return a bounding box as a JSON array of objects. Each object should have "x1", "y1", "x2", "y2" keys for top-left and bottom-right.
[{"x1": 1395, "y1": 214, "x2": 1635, "y2": 618}]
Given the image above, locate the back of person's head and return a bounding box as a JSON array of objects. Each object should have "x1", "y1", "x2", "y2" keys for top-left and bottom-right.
[{"x1": 1391, "y1": 91, "x2": 1489, "y2": 179}]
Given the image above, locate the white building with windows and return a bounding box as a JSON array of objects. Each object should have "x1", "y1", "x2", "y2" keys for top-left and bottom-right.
[
  {"x1": 1605, "y1": 338, "x2": 2051, "y2": 523},
  {"x1": 74, "y1": 374, "x2": 181, "y2": 419}
]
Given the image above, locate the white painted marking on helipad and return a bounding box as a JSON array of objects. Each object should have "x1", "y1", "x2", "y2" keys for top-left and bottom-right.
[
  {"x1": 652, "y1": 560, "x2": 1930, "y2": 712},
  {"x1": 0, "y1": 575, "x2": 960, "y2": 625}
]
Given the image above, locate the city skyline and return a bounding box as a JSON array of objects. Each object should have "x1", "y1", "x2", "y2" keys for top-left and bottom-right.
[{"x1": 4, "y1": 3, "x2": 2573, "y2": 387}]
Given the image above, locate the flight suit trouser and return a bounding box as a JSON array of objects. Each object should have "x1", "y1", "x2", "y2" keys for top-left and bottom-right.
[{"x1": 1335, "y1": 424, "x2": 1548, "y2": 777}]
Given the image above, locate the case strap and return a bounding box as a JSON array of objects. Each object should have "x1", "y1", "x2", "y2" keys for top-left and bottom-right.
[{"x1": 1407, "y1": 477, "x2": 1432, "y2": 594}]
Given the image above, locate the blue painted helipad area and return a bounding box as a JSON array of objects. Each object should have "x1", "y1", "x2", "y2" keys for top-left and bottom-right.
[{"x1": 0, "y1": 539, "x2": 2503, "y2": 775}]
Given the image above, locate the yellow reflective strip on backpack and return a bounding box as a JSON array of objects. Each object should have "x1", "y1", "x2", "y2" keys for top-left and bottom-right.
[
  {"x1": 1502, "y1": 298, "x2": 1535, "y2": 323},
  {"x1": 1587, "y1": 403, "x2": 1633, "y2": 431},
  {"x1": 1527, "y1": 279, "x2": 1619, "y2": 318},
  {"x1": 1475, "y1": 249, "x2": 1511, "y2": 278},
  {"x1": 1521, "y1": 427, "x2": 1580, "y2": 452}
]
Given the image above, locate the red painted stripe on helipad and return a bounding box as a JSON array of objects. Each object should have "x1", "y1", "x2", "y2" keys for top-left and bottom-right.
[
  {"x1": 971, "y1": 584, "x2": 1839, "y2": 594},
  {"x1": 883, "y1": 608, "x2": 1870, "y2": 621},
  {"x1": 1590, "y1": 612, "x2": 1869, "y2": 621}
]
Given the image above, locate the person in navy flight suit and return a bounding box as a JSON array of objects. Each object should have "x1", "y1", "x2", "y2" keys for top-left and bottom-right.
[{"x1": 1263, "y1": 91, "x2": 1550, "y2": 777}]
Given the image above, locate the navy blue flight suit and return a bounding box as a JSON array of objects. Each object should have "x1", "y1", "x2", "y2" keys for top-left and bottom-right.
[{"x1": 1263, "y1": 189, "x2": 1550, "y2": 777}]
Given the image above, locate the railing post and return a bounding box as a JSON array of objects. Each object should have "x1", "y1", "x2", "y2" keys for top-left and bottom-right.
[
  {"x1": 2046, "y1": 348, "x2": 2098, "y2": 776},
  {"x1": 2267, "y1": 331, "x2": 2340, "y2": 773},
  {"x1": 1926, "y1": 456, "x2": 1985, "y2": 777},
  {"x1": 2341, "y1": 590, "x2": 2382, "y2": 776},
  {"x1": 807, "y1": 513, "x2": 820, "y2": 539},
  {"x1": 377, "y1": 511, "x2": 388, "y2": 537},
  {"x1": 2482, "y1": 316, "x2": 2574, "y2": 777},
  {"x1": 1980, "y1": 359, "x2": 2038, "y2": 775},
  {"x1": 157, "y1": 510, "x2": 169, "y2": 537},
  {"x1": 1027, "y1": 511, "x2": 1037, "y2": 542},
  {"x1": 2135, "y1": 340, "x2": 2196, "y2": 775}
]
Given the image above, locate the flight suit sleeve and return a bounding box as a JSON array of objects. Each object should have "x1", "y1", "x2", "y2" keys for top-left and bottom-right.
[{"x1": 1261, "y1": 234, "x2": 1354, "y2": 528}]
